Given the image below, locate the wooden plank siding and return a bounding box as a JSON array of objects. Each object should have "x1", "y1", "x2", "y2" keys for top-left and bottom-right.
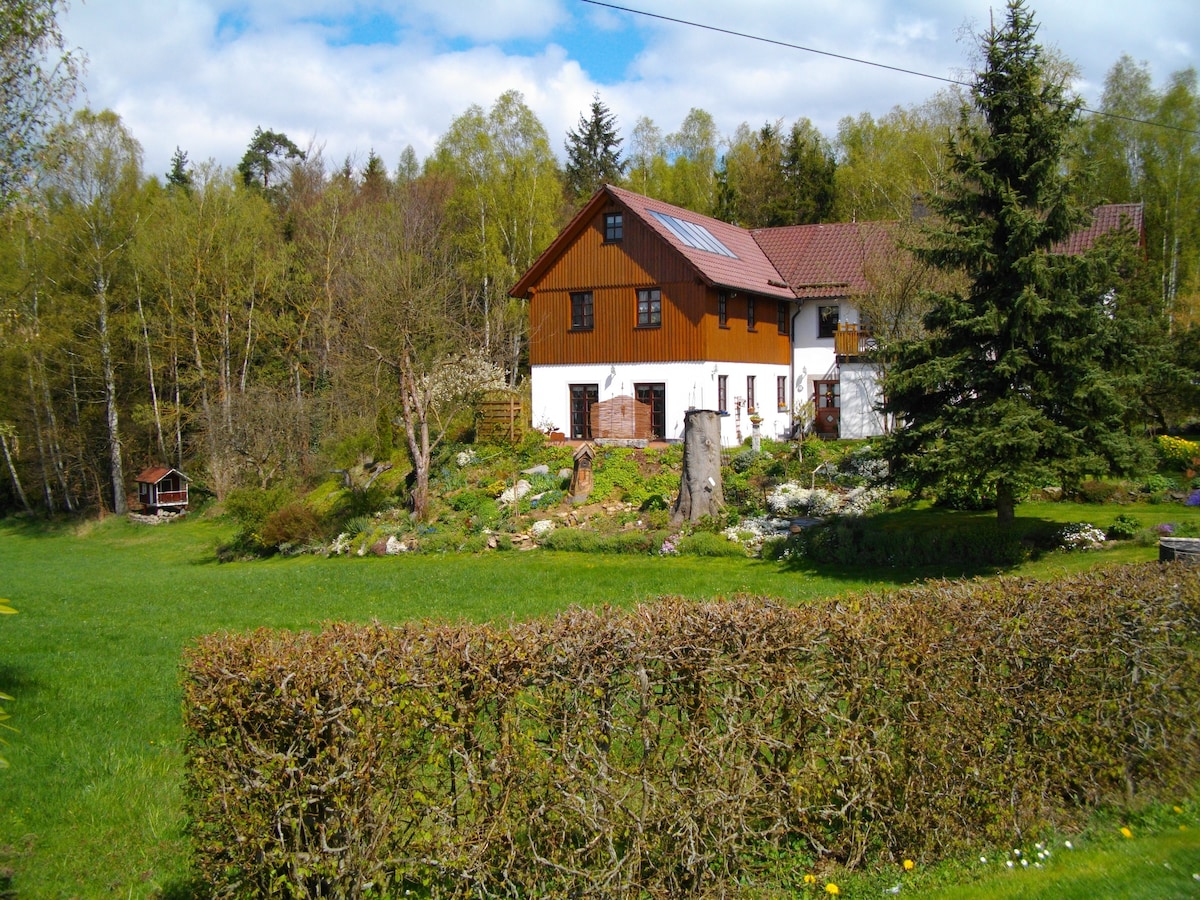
[{"x1": 528, "y1": 204, "x2": 790, "y2": 367}]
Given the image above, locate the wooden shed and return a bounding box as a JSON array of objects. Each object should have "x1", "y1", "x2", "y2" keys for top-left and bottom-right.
[{"x1": 135, "y1": 466, "x2": 189, "y2": 513}]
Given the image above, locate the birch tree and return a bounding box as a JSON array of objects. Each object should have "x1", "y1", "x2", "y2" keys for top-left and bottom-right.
[{"x1": 43, "y1": 109, "x2": 141, "y2": 513}]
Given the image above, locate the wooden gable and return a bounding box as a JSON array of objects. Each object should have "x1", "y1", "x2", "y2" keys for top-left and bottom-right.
[{"x1": 517, "y1": 187, "x2": 791, "y2": 369}]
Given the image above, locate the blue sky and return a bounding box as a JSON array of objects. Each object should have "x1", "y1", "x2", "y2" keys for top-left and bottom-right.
[{"x1": 60, "y1": 0, "x2": 1197, "y2": 183}]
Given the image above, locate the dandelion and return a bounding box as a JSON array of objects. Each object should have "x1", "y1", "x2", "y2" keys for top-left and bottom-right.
[
  {"x1": 825, "y1": 884, "x2": 840, "y2": 896},
  {"x1": 1174, "y1": 806, "x2": 1184, "y2": 814},
  {"x1": 1120, "y1": 826, "x2": 1133, "y2": 839},
  {"x1": 903, "y1": 859, "x2": 915, "y2": 871},
  {"x1": 804, "y1": 874, "x2": 817, "y2": 885}
]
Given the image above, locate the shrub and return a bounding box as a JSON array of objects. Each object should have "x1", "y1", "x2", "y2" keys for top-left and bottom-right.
[
  {"x1": 538, "y1": 528, "x2": 605, "y2": 553},
  {"x1": 260, "y1": 503, "x2": 325, "y2": 553},
  {"x1": 184, "y1": 564, "x2": 1200, "y2": 898},
  {"x1": 1075, "y1": 480, "x2": 1120, "y2": 504},
  {"x1": 1107, "y1": 513, "x2": 1141, "y2": 540},
  {"x1": 676, "y1": 530, "x2": 746, "y2": 557},
  {"x1": 1157, "y1": 434, "x2": 1200, "y2": 469}
]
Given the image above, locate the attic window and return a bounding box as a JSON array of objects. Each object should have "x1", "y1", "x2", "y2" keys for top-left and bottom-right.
[
  {"x1": 647, "y1": 210, "x2": 737, "y2": 258},
  {"x1": 604, "y1": 213, "x2": 623, "y2": 242}
]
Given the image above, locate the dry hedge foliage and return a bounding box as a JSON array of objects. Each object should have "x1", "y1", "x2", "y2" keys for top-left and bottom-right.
[{"x1": 182, "y1": 562, "x2": 1200, "y2": 898}]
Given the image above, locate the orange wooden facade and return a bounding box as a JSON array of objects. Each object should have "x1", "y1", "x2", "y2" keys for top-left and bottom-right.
[{"x1": 528, "y1": 201, "x2": 791, "y2": 368}]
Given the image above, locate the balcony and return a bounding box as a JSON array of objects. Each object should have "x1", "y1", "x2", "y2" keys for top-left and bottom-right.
[{"x1": 834, "y1": 323, "x2": 877, "y2": 358}]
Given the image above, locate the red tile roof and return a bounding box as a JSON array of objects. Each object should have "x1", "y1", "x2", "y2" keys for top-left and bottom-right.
[
  {"x1": 751, "y1": 221, "x2": 896, "y2": 299},
  {"x1": 1054, "y1": 203, "x2": 1144, "y2": 255},
  {"x1": 605, "y1": 185, "x2": 795, "y2": 300},
  {"x1": 511, "y1": 189, "x2": 1144, "y2": 304},
  {"x1": 135, "y1": 466, "x2": 187, "y2": 485}
]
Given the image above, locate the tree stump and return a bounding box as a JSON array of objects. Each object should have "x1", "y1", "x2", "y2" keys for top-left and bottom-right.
[{"x1": 671, "y1": 410, "x2": 725, "y2": 524}]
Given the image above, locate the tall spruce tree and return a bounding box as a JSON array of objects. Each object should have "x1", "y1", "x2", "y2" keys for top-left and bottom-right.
[
  {"x1": 881, "y1": 0, "x2": 1147, "y2": 523},
  {"x1": 564, "y1": 92, "x2": 624, "y2": 201}
]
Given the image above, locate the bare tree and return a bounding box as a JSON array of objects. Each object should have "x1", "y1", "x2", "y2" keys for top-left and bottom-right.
[{"x1": 347, "y1": 176, "x2": 496, "y2": 521}]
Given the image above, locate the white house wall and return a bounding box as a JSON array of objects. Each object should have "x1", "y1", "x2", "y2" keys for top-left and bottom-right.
[
  {"x1": 839, "y1": 361, "x2": 888, "y2": 439},
  {"x1": 531, "y1": 361, "x2": 794, "y2": 447}
]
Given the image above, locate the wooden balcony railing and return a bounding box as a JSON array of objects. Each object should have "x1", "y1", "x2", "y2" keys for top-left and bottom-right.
[
  {"x1": 834, "y1": 323, "x2": 877, "y2": 357},
  {"x1": 155, "y1": 490, "x2": 188, "y2": 505}
]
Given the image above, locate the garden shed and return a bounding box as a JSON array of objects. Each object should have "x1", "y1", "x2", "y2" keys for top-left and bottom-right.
[{"x1": 135, "y1": 466, "x2": 189, "y2": 513}]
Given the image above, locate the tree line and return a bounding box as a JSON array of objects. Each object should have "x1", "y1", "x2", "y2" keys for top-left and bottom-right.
[{"x1": 1, "y1": 0, "x2": 1197, "y2": 519}]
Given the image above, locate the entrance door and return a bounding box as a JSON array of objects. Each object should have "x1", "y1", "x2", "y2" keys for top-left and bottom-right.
[
  {"x1": 634, "y1": 383, "x2": 666, "y2": 440},
  {"x1": 570, "y1": 384, "x2": 598, "y2": 439},
  {"x1": 813, "y1": 379, "x2": 840, "y2": 437}
]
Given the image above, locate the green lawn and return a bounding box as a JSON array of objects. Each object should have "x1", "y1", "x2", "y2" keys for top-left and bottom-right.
[{"x1": 0, "y1": 503, "x2": 1196, "y2": 898}]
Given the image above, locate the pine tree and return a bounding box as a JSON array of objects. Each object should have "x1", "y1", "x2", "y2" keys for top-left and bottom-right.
[
  {"x1": 564, "y1": 92, "x2": 624, "y2": 201},
  {"x1": 166, "y1": 146, "x2": 191, "y2": 191},
  {"x1": 881, "y1": 0, "x2": 1148, "y2": 523}
]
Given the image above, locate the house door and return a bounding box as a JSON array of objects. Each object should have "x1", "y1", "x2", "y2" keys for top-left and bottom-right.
[
  {"x1": 634, "y1": 383, "x2": 666, "y2": 440},
  {"x1": 570, "y1": 384, "x2": 598, "y2": 440},
  {"x1": 813, "y1": 379, "x2": 840, "y2": 437}
]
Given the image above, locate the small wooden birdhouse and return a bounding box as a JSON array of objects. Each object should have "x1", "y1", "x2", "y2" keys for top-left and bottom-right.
[{"x1": 569, "y1": 443, "x2": 595, "y2": 503}]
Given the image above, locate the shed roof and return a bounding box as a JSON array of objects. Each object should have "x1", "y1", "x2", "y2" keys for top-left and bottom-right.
[{"x1": 135, "y1": 466, "x2": 188, "y2": 485}]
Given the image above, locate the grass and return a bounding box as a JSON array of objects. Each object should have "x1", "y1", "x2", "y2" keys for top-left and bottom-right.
[{"x1": 0, "y1": 499, "x2": 1197, "y2": 898}]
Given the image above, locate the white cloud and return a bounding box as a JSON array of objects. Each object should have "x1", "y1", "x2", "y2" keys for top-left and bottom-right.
[{"x1": 58, "y1": 0, "x2": 1198, "y2": 183}]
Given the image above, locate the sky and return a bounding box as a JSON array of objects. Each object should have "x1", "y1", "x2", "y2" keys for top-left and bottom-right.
[{"x1": 59, "y1": 0, "x2": 1197, "y2": 183}]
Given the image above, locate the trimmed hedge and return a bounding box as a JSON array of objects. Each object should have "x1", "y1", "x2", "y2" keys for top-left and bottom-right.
[{"x1": 183, "y1": 563, "x2": 1200, "y2": 898}]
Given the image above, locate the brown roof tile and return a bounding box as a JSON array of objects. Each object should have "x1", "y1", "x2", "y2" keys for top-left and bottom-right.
[
  {"x1": 605, "y1": 185, "x2": 795, "y2": 300},
  {"x1": 752, "y1": 221, "x2": 896, "y2": 299},
  {"x1": 135, "y1": 466, "x2": 187, "y2": 485},
  {"x1": 1054, "y1": 203, "x2": 1144, "y2": 255}
]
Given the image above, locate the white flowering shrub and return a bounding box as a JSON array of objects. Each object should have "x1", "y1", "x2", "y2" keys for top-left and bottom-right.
[
  {"x1": 766, "y1": 483, "x2": 811, "y2": 515},
  {"x1": 841, "y1": 486, "x2": 888, "y2": 516},
  {"x1": 806, "y1": 489, "x2": 842, "y2": 517},
  {"x1": 1058, "y1": 523, "x2": 1107, "y2": 550}
]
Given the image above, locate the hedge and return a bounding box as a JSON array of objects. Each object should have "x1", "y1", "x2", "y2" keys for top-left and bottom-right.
[{"x1": 182, "y1": 562, "x2": 1200, "y2": 898}]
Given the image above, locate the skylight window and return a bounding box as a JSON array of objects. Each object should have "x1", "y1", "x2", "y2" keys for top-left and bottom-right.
[{"x1": 648, "y1": 210, "x2": 738, "y2": 258}]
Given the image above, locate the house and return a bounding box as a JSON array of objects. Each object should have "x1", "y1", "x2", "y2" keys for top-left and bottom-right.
[
  {"x1": 135, "y1": 466, "x2": 189, "y2": 514},
  {"x1": 511, "y1": 185, "x2": 1143, "y2": 445}
]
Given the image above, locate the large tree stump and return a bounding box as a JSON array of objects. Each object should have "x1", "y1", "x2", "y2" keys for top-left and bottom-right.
[{"x1": 671, "y1": 409, "x2": 725, "y2": 524}]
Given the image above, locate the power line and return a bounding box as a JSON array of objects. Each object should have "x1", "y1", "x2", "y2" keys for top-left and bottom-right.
[{"x1": 580, "y1": 0, "x2": 1200, "y2": 138}]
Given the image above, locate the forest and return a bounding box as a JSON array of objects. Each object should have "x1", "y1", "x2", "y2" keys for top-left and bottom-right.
[{"x1": 1, "y1": 7, "x2": 1198, "y2": 520}]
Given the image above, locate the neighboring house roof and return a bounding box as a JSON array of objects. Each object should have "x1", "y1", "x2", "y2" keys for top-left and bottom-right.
[
  {"x1": 1054, "y1": 203, "x2": 1145, "y2": 255},
  {"x1": 135, "y1": 466, "x2": 188, "y2": 485},
  {"x1": 751, "y1": 221, "x2": 896, "y2": 300}
]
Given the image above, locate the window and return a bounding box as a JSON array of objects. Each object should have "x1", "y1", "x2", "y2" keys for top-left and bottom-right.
[
  {"x1": 777, "y1": 300, "x2": 789, "y2": 335},
  {"x1": 718, "y1": 292, "x2": 728, "y2": 327},
  {"x1": 815, "y1": 379, "x2": 839, "y2": 409},
  {"x1": 570, "y1": 384, "x2": 598, "y2": 439},
  {"x1": 604, "y1": 213, "x2": 623, "y2": 242},
  {"x1": 818, "y1": 305, "x2": 840, "y2": 339},
  {"x1": 570, "y1": 292, "x2": 594, "y2": 331},
  {"x1": 746, "y1": 375, "x2": 757, "y2": 413},
  {"x1": 637, "y1": 288, "x2": 662, "y2": 327},
  {"x1": 718, "y1": 374, "x2": 728, "y2": 413},
  {"x1": 746, "y1": 297, "x2": 756, "y2": 330},
  {"x1": 777, "y1": 376, "x2": 787, "y2": 410},
  {"x1": 635, "y1": 383, "x2": 666, "y2": 440}
]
